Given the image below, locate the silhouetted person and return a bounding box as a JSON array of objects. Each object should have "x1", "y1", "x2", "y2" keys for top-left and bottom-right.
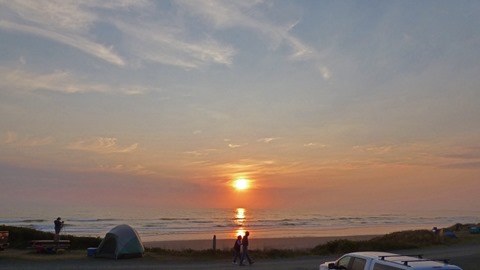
[
  {"x1": 54, "y1": 217, "x2": 64, "y2": 242},
  {"x1": 240, "y1": 231, "x2": 253, "y2": 265},
  {"x1": 232, "y1": 235, "x2": 242, "y2": 264}
]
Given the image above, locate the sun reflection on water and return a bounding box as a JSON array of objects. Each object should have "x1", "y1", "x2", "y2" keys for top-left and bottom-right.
[
  {"x1": 235, "y1": 208, "x2": 245, "y2": 221},
  {"x1": 235, "y1": 229, "x2": 246, "y2": 238},
  {"x1": 233, "y1": 208, "x2": 247, "y2": 238}
]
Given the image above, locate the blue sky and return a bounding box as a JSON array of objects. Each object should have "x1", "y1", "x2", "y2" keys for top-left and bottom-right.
[{"x1": 1, "y1": 0, "x2": 479, "y2": 211}]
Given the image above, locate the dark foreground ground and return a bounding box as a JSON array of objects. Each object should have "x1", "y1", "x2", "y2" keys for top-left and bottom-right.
[{"x1": 1, "y1": 241, "x2": 479, "y2": 270}]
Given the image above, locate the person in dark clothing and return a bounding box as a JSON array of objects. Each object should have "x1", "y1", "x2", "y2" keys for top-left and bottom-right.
[
  {"x1": 240, "y1": 231, "x2": 253, "y2": 265},
  {"x1": 54, "y1": 217, "x2": 64, "y2": 241},
  {"x1": 232, "y1": 235, "x2": 242, "y2": 264}
]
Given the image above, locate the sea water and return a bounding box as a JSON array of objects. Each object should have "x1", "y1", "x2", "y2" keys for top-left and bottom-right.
[{"x1": 1, "y1": 206, "x2": 478, "y2": 242}]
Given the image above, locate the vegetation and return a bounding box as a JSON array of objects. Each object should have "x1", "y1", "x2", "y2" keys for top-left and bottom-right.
[
  {"x1": 2, "y1": 223, "x2": 478, "y2": 259},
  {"x1": 146, "y1": 246, "x2": 311, "y2": 259},
  {"x1": 0, "y1": 225, "x2": 101, "y2": 249},
  {"x1": 149, "y1": 229, "x2": 464, "y2": 258},
  {"x1": 311, "y1": 229, "x2": 448, "y2": 255}
]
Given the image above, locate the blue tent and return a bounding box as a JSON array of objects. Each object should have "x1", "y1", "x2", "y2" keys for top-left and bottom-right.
[{"x1": 96, "y1": 224, "x2": 144, "y2": 259}]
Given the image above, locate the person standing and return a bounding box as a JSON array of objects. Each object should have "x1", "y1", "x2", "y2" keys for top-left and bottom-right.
[
  {"x1": 54, "y1": 217, "x2": 64, "y2": 242},
  {"x1": 232, "y1": 235, "x2": 242, "y2": 264},
  {"x1": 240, "y1": 231, "x2": 253, "y2": 266}
]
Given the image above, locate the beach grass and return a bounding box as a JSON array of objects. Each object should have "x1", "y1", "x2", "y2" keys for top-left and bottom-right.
[
  {"x1": 147, "y1": 229, "x2": 467, "y2": 258},
  {"x1": 311, "y1": 229, "x2": 446, "y2": 255}
]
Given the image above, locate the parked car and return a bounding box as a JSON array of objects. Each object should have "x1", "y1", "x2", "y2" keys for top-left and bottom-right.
[
  {"x1": 0, "y1": 231, "x2": 8, "y2": 251},
  {"x1": 319, "y1": 251, "x2": 462, "y2": 270}
]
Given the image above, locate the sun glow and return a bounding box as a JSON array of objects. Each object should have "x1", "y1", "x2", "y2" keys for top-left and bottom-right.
[{"x1": 233, "y1": 179, "x2": 249, "y2": 190}]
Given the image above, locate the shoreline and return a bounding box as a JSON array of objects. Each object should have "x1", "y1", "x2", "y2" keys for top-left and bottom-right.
[{"x1": 144, "y1": 234, "x2": 379, "y2": 250}]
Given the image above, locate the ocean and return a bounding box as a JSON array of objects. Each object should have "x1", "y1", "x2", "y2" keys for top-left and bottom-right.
[{"x1": 1, "y1": 206, "x2": 478, "y2": 242}]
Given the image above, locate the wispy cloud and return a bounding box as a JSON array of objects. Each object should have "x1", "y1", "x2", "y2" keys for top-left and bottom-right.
[
  {"x1": 67, "y1": 137, "x2": 138, "y2": 154},
  {"x1": 0, "y1": 67, "x2": 149, "y2": 94},
  {"x1": 214, "y1": 158, "x2": 276, "y2": 175},
  {"x1": 99, "y1": 163, "x2": 155, "y2": 176},
  {"x1": 183, "y1": 148, "x2": 219, "y2": 157},
  {"x1": 228, "y1": 143, "x2": 244, "y2": 148},
  {"x1": 1, "y1": 131, "x2": 54, "y2": 147},
  {"x1": 442, "y1": 146, "x2": 480, "y2": 160},
  {"x1": 0, "y1": 0, "x2": 326, "y2": 73},
  {"x1": 115, "y1": 19, "x2": 235, "y2": 69},
  {"x1": 303, "y1": 142, "x2": 328, "y2": 148},
  {"x1": 0, "y1": 68, "x2": 89, "y2": 93},
  {"x1": 353, "y1": 144, "x2": 394, "y2": 154},
  {"x1": 318, "y1": 66, "x2": 332, "y2": 80},
  {"x1": 439, "y1": 145, "x2": 480, "y2": 169},
  {"x1": 0, "y1": 18, "x2": 125, "y2": 66},
  {"x1": 441, "y1": 162, "x2": 480, "y2": 170},
  {"x1": 6, "y1": 0, "x2": 138, "y2": 64},
  {"x1": 0, "y1": 0, "x2": 153, "y2": 66},
  {"x1": 257, "y1": 137, "x2": 279, "y2": 143},
  {"x1": 0, "y1": 0, "x2": 236, "y2": 68},
  {"x1": 177, "y1": 0, "x2": 316, "y2": 60}
]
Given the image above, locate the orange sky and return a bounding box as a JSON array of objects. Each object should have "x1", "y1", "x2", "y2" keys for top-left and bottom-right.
[{"x1": 1, "y1": 1, "x2": 480, "y2": 214}]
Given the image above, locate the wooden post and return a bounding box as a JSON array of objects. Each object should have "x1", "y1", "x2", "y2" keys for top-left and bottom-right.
[{"x1": 212, "y1": 235, "x2": 217, "y2": 252}]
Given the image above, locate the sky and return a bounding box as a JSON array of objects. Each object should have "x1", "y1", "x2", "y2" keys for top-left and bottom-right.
[{"x1": 1, "y1": 0, "x2": 480, "y2": 213}]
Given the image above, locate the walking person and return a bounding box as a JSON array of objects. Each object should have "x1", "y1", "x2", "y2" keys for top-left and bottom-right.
[
  {"x1": 54, "y1": 217, "x2": 64, "y2": 242},
  {"x1": 239, "y1": 231, "x2": 253, "y2": 266},
  {"x1": 232, "y1": 235, "x2": 242, "y2": 264}
]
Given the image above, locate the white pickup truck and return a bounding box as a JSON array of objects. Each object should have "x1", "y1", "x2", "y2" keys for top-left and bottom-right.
[{"x1": 319, "y1": 251, "x2": 463, "y2": 270}]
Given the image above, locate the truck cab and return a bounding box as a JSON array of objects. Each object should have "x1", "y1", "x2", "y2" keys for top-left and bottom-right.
[{"x1": 320, "y1": 252, "x2": 462, "y2": 270}]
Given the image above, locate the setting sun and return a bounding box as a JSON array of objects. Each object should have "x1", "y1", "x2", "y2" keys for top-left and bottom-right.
[{"x1": 233, "y1": 179, "x2": 249, "y2": 190}]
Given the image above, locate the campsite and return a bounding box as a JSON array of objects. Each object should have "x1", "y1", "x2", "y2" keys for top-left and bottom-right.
[
  {"x1": 95, "y1": 224, "x2": 144, "y2": 259},
  {"x1": 1, "y1": 223, "x2": 480, "y2": 269}
]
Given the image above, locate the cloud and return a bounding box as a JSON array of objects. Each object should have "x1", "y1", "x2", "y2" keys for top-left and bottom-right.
[
  {"x1": 1, "y1": 1, "x2": 237, "y2": 69},
  {"x1": 1, "y1": 0, "x2": 327, "y2": 72},
  {"x1": 1, "y1": 131, "x2": 54, "y2": 147},
  {"x1": 228, "y1": 143, "x2": 243, "y2": 148},
  {"x1": 318, "y1": 66, "x2": 332, "y2": 80},
  {"x1": 257, "y1": 137, "x2": 278, "y2": 143},
  {"x1": 1, "y1": 0, "x2": 96, "y2": 32},
  {"x1": 67, "y1": 137, "x2": 138, "y2": 154},
  {"x1": 0, "y1": 1, "x2": 154, "y2": 66},
  {"x1": 442, "y1": 146, "x2": 480, "y2": 160},
  {"x1": 115, "y1": 19, "x2": 235, "y2": 68},
  {"x1": 353, "y1": 144, "x2": 394, "y2": 154},
  {"x1": 441, "y1": 162, "x2": 480, "y2": 170},
  {"x1": 303, "y1": 142, "x2": 328, "y2": 148},
  {"x1": 176, "y1": 0, "x2": 318, "y2": 62},
  {"x1": 439, "y1": 146, "x2": 480, "y2": 169},
  {"x1": 98, "y1": 163, "x2": 155, "y2": 176},
  {"x1": 213, "y1": 158, "x2": 276, "y2": 177},
  {"x1": 0, "y1": 67, "x2": 150, "y2": 94},
  {"x1": 0, "y1": 68, "x2": 86, "y2": 93},
  {"x1": 0, "y1": 20, "x2": 125, "y2": 66}
]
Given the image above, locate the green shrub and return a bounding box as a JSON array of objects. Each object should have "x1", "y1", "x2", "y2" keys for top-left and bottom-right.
[
  {"x1": 312, "y1": 230, "x2": 449, "y2": 255},
  {"x1": 312, "y1": 239, "x2": 361, "y2": 254},
  {"x1": 0, "y1": 225, "x2": 101, "y2": 249},
  {"x1": 367, "y1": 230, "x2": 442, "y2": 250}
]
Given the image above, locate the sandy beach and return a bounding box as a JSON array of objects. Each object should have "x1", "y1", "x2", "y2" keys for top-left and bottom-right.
[
  {"x1": 1, "y1": 234, "x2": 479, "y2": 270},
  {"x1": 143, "y1": 235, "x2": 378, "y2": 250}
]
